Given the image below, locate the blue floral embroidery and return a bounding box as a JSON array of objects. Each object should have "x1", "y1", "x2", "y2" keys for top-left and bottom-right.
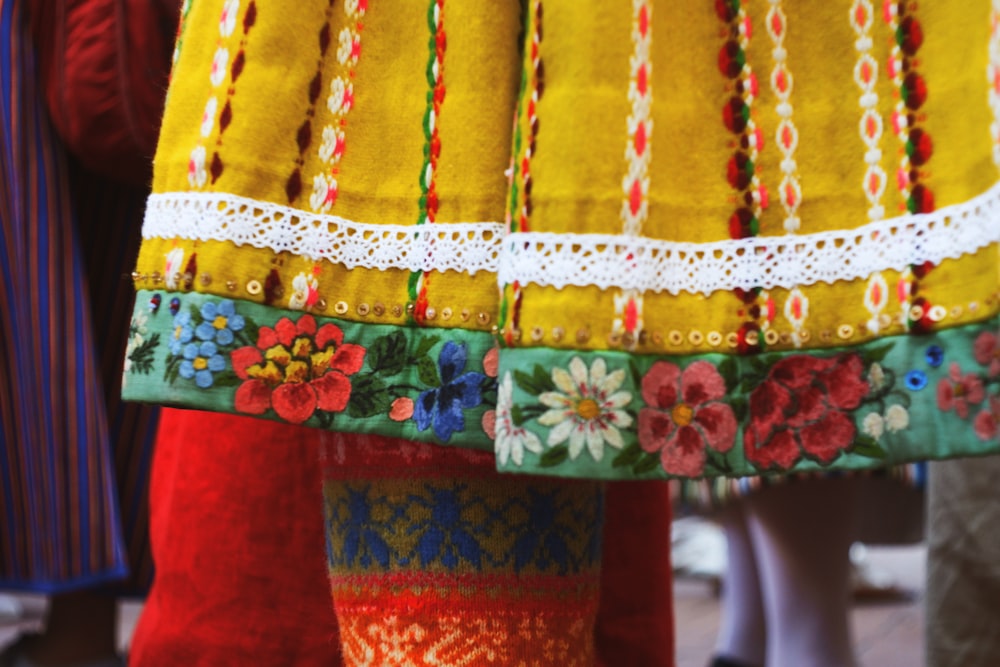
[
  {"x1": 905, "y1": 369, "x2": 928, "y2": 391},
  {"x1": 179, "y1": 341, "x2": 226, "y2": 388},
  {"x1": 412, "y1": 486, "x2": 484, "y2": 569},
  {"x1": 169, "y1": 310, "x2": 194, "y2": 355},
  {"x1": 414, "y1": 341, "x2": 486, "y2": 441},
  {"x1": 194, "y1": 300, "x2": 245, "y2": 345},
  {"x1": 336, "y1": 487, "x2": 391, "y2": 569}
]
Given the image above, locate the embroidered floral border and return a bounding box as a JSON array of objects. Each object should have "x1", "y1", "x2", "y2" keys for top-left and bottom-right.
[
  {"x1": 123, "y1": 291, "x2": 498, "y2": 449},
  {"x1": 123, "y1": 291, "x2": 999, "y2": 479},
  {"x1": 494, "y1": 318, "x2": 1000, "y2": 479}
]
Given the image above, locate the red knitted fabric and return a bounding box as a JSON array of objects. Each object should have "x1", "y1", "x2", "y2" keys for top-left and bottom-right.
[{"x1": 128, "y1": 409, "x2": 341, "y2": 666}]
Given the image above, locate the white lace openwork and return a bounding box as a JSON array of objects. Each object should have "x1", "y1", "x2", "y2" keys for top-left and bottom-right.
[
  {"x1": 142, "y1": 191, "x2": 504, "y2": 274},
  {"x1": 499, "y1": 182, "x2": 1000, "y2": 295},
  {"x1": 146, "y1": 184, "x2": 1000, "y2": 293}
]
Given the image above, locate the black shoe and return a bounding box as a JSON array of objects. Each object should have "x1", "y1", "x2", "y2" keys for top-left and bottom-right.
[{"x1": 708, "y1": 656, "x2": 761, "y2": 667}]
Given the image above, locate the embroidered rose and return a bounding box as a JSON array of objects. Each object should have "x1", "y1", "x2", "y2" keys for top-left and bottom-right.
[
  {"x1": 973, "y1": 395, "x2": 1000, "y2": 441},
  {"x1": 188, "y1": 146, "x2": 207, "y2": 189},
  {"x1": 200, "y1": 97, "x2": 218, "y2": 138},
  {"x1": 537, "y1": 358, "x2": 632, "y2": 462},
  {"x1": 210, "y1": 47, "x2": 229, "y2": 87},
  {"x1": 638, "y1": 361, "x2": 737, "y2": 476},
  {"x1": 744, "y1": 353, "x2": 869, "y2": 470},
  {"x1": 413, "y1": 342, "x2": 486, "y2": 442},
  {"x1": 974, "y1": 331, "x2": 1000, "y2": 377},
  {"x1": 937, "y1": 363, "x2": 986, "y2": 419},
  {"x1": 231, "y1": 314, "x2": 365, "y2": 424},
  {"x1": 494, "y1": 373, "x2": 543, "y2": 466}
]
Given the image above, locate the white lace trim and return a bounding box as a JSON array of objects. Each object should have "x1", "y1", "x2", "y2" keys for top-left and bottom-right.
[
  {"x1": 498, "y1": 181, "x2": 1000, "y2": 295},
  {"x1": 145, "y1": 184, "x2": 1000, "y2": 293},
  {"x1": 142, "y1": 192, "x2": 505, "y2": 275}
]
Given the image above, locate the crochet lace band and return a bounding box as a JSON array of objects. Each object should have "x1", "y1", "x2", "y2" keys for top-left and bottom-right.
[{"x1": 145, "y1": 182, "x2": 1000, "y2": 294}]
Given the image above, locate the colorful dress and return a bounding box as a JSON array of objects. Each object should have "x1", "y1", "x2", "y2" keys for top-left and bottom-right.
[{"x1": 125, "y1": 0, "x2": 1000, "y2": 482}]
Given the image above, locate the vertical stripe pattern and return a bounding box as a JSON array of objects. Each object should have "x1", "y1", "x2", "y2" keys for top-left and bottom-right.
[{"x1": 0, "y1": 0, "x2": 158, "y2": 592}]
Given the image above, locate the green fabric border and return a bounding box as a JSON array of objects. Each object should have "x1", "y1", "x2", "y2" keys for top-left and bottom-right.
[
  {"x1": 123, "y1": 291, "x2": 498, "y2": 450},
  {"x1": 495, "y1": 318, "x2": 1000, "y2": 480}
]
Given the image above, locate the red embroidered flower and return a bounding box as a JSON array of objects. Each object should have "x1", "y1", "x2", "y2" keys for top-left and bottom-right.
[
  {"x1": 743, "y1": 354, "x2": 868, "y2": 469},
  {"x1": 638, "y1": 361, "x2": 737, "y2": 476},
  {"x1": 937, "y1": 363, "x2": 986, "y2": 419},
  {"x1": 974, "y1": 395, "x2": 1000, "y2": 442},
  {"x1": 230, "y1": 314, "x2": 365, "y2": 424},
  {"x1": 974, "y1": 331, "x2": 1000, "y2": 377}
]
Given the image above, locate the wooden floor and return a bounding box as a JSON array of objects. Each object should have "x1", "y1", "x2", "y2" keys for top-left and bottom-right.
[
  {"x1": 675, "y1": 545, "x2": 926, "y2": 667},
  {"x1": 2, "y1": 545, "x2": 925, "y2": 666}
]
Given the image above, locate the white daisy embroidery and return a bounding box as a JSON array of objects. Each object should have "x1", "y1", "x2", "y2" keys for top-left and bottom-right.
[
  {"x1": 537, "y1": 357, "x2": 633, "y2": 462},
  {"x1": 494, "y1": 373, "x2": 543, "y2": 466}
]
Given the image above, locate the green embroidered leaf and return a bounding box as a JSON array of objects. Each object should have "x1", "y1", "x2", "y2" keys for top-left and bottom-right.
[
  {"x1": 628, "y1": 360, "x2": 644, "y2": 390},
  {"x1": 163, "y1": 355, "x2": 180, "y2": 384},
  {"x1": 417, "y1": 356, "x2": 441, "y2": 387},
  {"x1": 705, "y1": 448, "x2": 735, "y2": 475},
  {"x1": 367, "y1": 331, "x2": 408, "y2": 375},
  {"x1": 539, "y1": 444, "x2": 570, "y2": 467},
  {"x1": 128, "y1": 333, "x2": 161, "y2": 375},
  {"x1": 718, "y1": 357, "x2": 739, "y2": 392},
  {"x1": 612, "y1": 443, "x2": 643, "y2": 468},
  {"x1": 511, "y1": 404, "x2": 525, "y2": 426},
  {"x1": 730, "y1": 397, "x2": 748, "y2": 424},
  {"x1": 851, "y1": 435, "x2": 887, "y2": 459},
  {"x1": 239, "y1": 316, "x2": 260, "y2": 346},
  {"x1": 514, "y1": 365, "x2": 555, "y2": 396},
  {"x1": 414, "y1": 335, "x2": 440, "y2": 359},
  {"x1": 633, "y1": 453, "x2": 661, "y2": 475},
  {"x1": 347, "y1": 375, "x2": 393, "y2": 418},
  {"x1": 863, "y1": 344, "x2": 894, "y2": 365},
  {"x1": 737, "y1": 376, "x2": 762, "y2": 394},
  {"x1": 210, "y1": 370, "x2": 242, "y2": 387}
]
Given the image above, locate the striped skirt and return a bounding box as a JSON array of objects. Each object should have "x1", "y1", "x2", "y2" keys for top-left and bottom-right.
[{"x1": 0, "y1": 0, "x2": 157, "y2": 593}]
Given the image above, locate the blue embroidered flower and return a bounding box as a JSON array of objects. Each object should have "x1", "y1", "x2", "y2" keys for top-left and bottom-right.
[
  {"x1": 413, "y1": 342, "x2": 486, "y2": 441},
  {"x1": 179, "y1": 341, "x2": 226, "y2": 388},
  {"x1": 195, "y1": 300, "x2": 245, "y2": 345},
  {"x1": 169, "y1": 310, "x2": 194, "y2": 355},
  {"x1": 905, "y1": 369, "x2": 928, "y2": 391}
]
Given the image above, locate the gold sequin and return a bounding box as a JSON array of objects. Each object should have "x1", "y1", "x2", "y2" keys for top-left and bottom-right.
[
  {"x1": 652, "y1": 331, "x2": 664, "y2": 346},
  {"x1": 530, "y1": 326, "x2": 544, "y2": 341},
  {"x1": 622, "y1": 332, "x2": 636, "y2": 348},
  {"x1": 779, "y1": 332, "x2": 791, "y2": 344},
  {"x1": 950, "y1": 305, "x2": 963, "y2": 318},
  {"x1": 460, "y1": 308, "x2": 471, "y2": 321},
  {"x1": 131, "y1": 271, "x2": 141, "y2": 282},
  {"x1": 391, "y1": 305, "x2": 403, "y2": 317},
  {"x1": 707, "y1": 331, "x2": 723, "y2": 347},
  {"x1": 441, "y1": 307, "x2": 453, "y2": 321},
  {"x1": 477, "y1": 312, "x2": 491, "y2": 325},
  {"x1": 576, "y1": 328, "x2": 591, "y2": 344},
  {"x1": 837, "y1": 324, "x2": 854, "y2": 340},
  {"x1": 334, "y1": 301, "x2": 349, "y2": 315},
  {"x1": 511, "y1": 328, "x2": 523, "y2": 342},
  {"x1": 928, "y1": 305, "x2": 947, "y2": 322},
  {"x1": 799, "y1": 329, "x2": 811, "y2": 342},
  {"x1": 199, "y1": 273, "x2": 212, "y2": 287},
  {"x1": 552, "y1": 326, "x2": 565, "y2": 342},
  {"x1": 726, "y1": 332, "x2": 739, "y2": 348},
  {"x1": 608, "y1": 331, "x2": 623, "y2": 346},
  {"x1": 745, "y1": 330, "x2": 760, "y2": 346},
  {"x1": 878, "y1": 313, "x2": 892, "y2": 329},
  {"x1": 151, "y1": 271, "x2": 162, "y2": 284},
  {"x1": 820, "y1": 330, "x2": 832, "y2": 342},
  {"x1": 764, "y1": 329, "x2": 779, "y2": 345},
  {"x1": 405, "y1": 303, "x2": 415, "y2": 315},
  {"x1": 969, "y1": 301, "x2": 980, "y2": 313},
  {"x1": 668, "y1": 330, "x2": 684, "y2": 346},
  {"x1": 315, "y1": 298, "x2": 328, "y2": 311},
  {"x1": 246, "y1": 279, "x2": 263, "y2": 295},
  {"x1": 357, "y1": 303, "x2": 371, "y2": 316},
  {"x1": 373, "y1": 303, "x2": 385, "y2": 316},
  {"x1": 424, "y1": 307, "x2": 437, "y2": 320},
  {"x1": 226, "y1": 280, "x2": 237, "y2": 292},
  {"x1": 909, "y1": 304, "x2": 925, "y2": 321},
  {"x1": 688, "y1": 330, "x2": 704, "y2": 346}
]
